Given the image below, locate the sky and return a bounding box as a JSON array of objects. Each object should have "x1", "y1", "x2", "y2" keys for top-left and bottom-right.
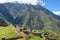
[
  {"x1": 0, "y1": 0, "x2": 60, "y2": 16},
  {"x1": 43, "y1": 0, "x2": 60, "y2": 16}
]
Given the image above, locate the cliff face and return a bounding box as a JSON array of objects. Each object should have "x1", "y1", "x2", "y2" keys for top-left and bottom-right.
[{"x1": 0, "y1": 3, "x2": 60, "y2": 32}]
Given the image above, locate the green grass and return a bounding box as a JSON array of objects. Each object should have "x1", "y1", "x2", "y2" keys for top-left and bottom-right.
[
  {"x1": 28, "y1": 34, "x2": 44, "y2": 40},
  {"x1": 0, "y1": 26, "x2": 16, "y2": 40},
  {"x1": 0, "y1": 26, "x2": 43, "y2": 40},
  {"x1": 0, "y1": 26, "x2": 59, "y2": 40}
]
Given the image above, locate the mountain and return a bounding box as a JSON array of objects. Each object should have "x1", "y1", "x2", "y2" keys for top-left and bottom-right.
[{"x1": 0, "y1": 3, "x2": 60, "y2": 32}]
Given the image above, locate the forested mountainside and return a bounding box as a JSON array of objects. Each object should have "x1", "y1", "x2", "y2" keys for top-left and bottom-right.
[{"x1": 0, "y1": 3, "x2": 60, "y2": 32}]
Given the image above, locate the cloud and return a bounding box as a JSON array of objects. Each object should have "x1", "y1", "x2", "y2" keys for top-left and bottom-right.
[
  {"x1": 39, "y1": 2, "x2": 45, "y2": 6},
  {"x1": 0, "y1": 0, "x2": 6, "y2": 3},
  {"x1": 37, "y1": 0, "x2": 45, "y2": 6},
  {"x1": 0, "y1": 0, "x2": 45, "y2": 5},
  {"x1": 53, "y1": 11, "x2": 60, "y2": 16}
]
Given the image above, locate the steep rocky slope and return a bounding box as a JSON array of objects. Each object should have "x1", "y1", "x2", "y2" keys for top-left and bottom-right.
[{"x1": 0, "y1": 3, "x2": 60, "y2": 32}]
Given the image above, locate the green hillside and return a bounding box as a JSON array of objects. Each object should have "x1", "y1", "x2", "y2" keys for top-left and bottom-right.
[
  {"x1": 1, "y1": 3, "x2": 60, "y2": 32},
  {"x1": 0, "y1": 3, "x2": 60, "y2": 32},
  {"x1": 0, "y1": 26, "x2": 60, "y2": 40},
  {"x1": 0, "y1": 3, "x2": 60, "y2": 40},
  {"x1": 0, "y1": 26, "x2": 16, "y2": 40}
]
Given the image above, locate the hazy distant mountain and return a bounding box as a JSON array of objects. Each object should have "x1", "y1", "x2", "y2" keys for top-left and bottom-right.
[{"x1": 0, "y1": 3, "x2": 60, "y2": 32}]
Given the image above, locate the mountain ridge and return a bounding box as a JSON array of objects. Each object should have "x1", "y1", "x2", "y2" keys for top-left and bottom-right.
[{"x1": 0, "y1": 3, "x2": 60, "y2": 32}]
